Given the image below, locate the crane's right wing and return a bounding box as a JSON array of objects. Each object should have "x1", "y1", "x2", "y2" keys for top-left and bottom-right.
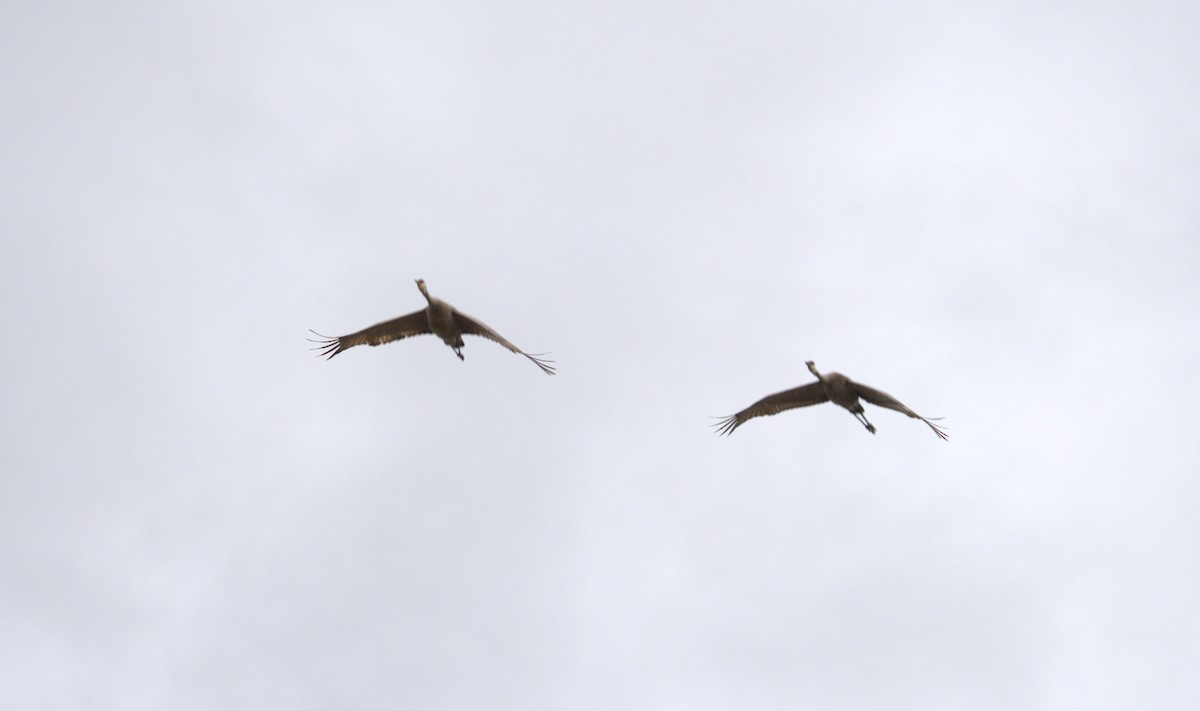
[
  {"x1": 714, "y1": 382, "x2": 828, "y2": 436},
  {"x1": 308, "y1": 309, "x2": 430, "y2": 359}
]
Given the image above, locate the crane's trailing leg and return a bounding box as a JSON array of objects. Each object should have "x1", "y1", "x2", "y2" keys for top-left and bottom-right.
[
  {"x1": 854, "y1": 411, "x2": 877, "y2": 434},
  {"x1": 453, "y1": 347, "x2": 465, "y2": 361}
]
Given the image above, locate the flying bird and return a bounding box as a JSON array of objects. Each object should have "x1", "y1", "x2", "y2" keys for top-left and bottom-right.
[
  {"x1": 715, "y1": 361, "x2": 946, "y2": 439},
  {"x1": 309, "y1": 279, "x2": 556, "y2": 375}
]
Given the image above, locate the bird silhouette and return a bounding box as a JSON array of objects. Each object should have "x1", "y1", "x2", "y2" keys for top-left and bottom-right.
[
  {"x1": 309, "y1": 279, "x2": 555, "y2": 375},
  {"x1": 716, "y1": 361, "x2": 946, "y2": 439}
]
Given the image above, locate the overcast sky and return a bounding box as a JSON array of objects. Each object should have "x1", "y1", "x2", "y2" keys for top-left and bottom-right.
[{"x1": 3, "y1": 1, "x2": 1199, "y2": 708}]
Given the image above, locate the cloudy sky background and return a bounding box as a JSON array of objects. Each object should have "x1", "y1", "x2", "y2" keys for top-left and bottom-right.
[{"x1": 3, "y1": 1, "x2": 1199, "y2": 708}]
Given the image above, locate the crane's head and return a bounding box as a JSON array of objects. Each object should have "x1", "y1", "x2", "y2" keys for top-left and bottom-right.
[
  {"x1": 806, "y1": 360, "x2": 820, "y2": 378},
  {"x1": 414, "y1": 278, "x2": 427, "y2": 293}
]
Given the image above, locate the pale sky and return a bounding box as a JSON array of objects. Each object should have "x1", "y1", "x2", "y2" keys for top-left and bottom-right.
[{"x1": 3, "y1": 1, "x2": 1199, "y2": 709}]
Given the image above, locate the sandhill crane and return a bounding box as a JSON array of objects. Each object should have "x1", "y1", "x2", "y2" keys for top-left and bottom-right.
[
  {"x1": 308, "y1": 279, "x2": 556, "y2": 375},
  {"x1": 715, "y1": 361, "x2": 946, "y2": 439}
]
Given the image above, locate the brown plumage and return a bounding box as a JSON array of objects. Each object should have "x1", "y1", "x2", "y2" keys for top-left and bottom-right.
[
  {"x1": 715, "y1": 361, "x2": 946, "y2": 439},
  {"x1": 308, "y1": 279, "x2": 555, "y2": 375}
]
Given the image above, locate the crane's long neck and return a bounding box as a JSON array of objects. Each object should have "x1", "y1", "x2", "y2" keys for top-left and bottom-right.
[
  {"x1": 806, "y1": 360, "x2": 822, "y2": 381},
  {"x1": 415, "y1": 279, "x2": 433, "y2": 305}
]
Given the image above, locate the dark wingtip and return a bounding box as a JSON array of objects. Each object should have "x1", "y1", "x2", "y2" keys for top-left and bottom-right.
[
  {"x1": 712, "y1": 415, "x2": 739, "y2": 436},
  {"x1": 923, "y1": 418, "x2": 950, "y2": 440},
  {"x1": 306, "y1": 329, "x2": 342, "y2": 360},
  {"x1": 525, "y1": 353, "x2": 556, "y2": 375}
]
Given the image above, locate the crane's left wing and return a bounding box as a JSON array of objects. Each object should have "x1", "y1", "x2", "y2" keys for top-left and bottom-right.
[
  {"x1": 453, "y1": 311, "x2": 556, "y2": 375},
  {"x1": 853, "y1": 381, "x2": 948, "y2": 440}
]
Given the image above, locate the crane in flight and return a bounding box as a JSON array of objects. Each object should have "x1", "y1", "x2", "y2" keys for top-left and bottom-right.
[
  {"x1": 716, "y1": 361, "x2": 946, "y2": 439},
  {"x1": 309, "y1": 279, "x2": 556, "y2": 375}
]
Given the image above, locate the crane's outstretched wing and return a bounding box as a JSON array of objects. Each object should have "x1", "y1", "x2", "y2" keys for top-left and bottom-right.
[
  {"x1": 308, "y1": 309, "x2": 430, "y2": 359},
  {"x1": 714, "y1": 382, "x2": 828, "y2": 436},
  {"x1": 852, "y1": 381, "x2": 948, "y2": 440},
  {"x1": 453, "y1": 311, "x2": 556, "y2": 375}
]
